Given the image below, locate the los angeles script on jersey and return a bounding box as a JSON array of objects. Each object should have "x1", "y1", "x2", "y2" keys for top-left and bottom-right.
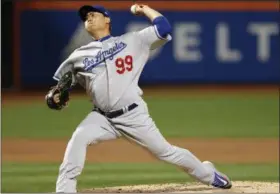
[{"x1": 83, "y1": 42, "x2": 127, "y2": 71}]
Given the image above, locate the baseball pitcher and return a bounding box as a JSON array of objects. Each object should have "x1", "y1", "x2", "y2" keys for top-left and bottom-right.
[{"x1": 45, "y1": 4, "x2": 232, "y2": 193}]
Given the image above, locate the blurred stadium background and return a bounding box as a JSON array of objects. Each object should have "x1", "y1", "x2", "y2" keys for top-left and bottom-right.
[{"x1": 1, "y1": 0, "x2": 279, "y2": 192}]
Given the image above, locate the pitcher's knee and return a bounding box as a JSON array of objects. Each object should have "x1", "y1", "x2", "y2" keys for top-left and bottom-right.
[
  {"x1": 71, "y1": 126, "x2": 98, "y2": 146},
  {"x1": 152, "y1": 144, "x2": 177, "y2": 161},
  {"x1": 70, "y1": 129, "x2": 87, "y2": 147}
]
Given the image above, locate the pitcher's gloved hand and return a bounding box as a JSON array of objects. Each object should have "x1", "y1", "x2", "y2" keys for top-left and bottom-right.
[
  {"x1": 45, "y1": 86, "x2": 70, "y2": 110},
  {"x1": 45, "y1": 71, "x2": 73, "y2": 110}
]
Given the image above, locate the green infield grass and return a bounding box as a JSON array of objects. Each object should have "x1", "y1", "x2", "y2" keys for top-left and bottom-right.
[
  {"x1": 2, "y1": 92, "x2": 278, "y2": 138},
  {"x1": 1, "y1": 162, "x2": 278, "y2": 192}
]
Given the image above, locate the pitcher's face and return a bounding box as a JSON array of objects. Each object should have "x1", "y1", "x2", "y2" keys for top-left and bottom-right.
[{"x1": 85, "y1": 12, "x2": 109, "y2": 33}]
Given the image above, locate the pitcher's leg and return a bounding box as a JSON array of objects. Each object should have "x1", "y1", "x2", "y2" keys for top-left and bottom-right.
[
  {"x1": 112, "y1": 102, "x2": 214, "y2": 185},
  {"x1": 156, "y1": 143, "x2": 215, "y2": 184},
  {"x1": 56, "y1": 111, "x2": 120, "y2": 193},
  {"x1": 143, "y1": 130, "x2": 214, "y2": 184},
  {"x1": 120, "y1": 126, "x2": 214, "y2": 184}
]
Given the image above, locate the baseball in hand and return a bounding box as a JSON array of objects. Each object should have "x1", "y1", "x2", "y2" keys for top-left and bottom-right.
[{"x1": 130, "y1": 5, "x2": 138, "y2": 15}]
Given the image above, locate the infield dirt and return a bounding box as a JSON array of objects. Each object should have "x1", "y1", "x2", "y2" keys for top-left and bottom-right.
[{"x1": 2, "y1": 138, "x2": 278, "y2": 163}]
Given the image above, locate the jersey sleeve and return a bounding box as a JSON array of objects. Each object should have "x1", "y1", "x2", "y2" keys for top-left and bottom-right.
[
  {"x1": 136, "y1": 16, "x2": 172, "y2": 50},
  {"x1": 53, "y1": 55, "x2": 77, "y2": 85},
  {"x1": 53, "y1": 59, "x2": 72, "y2": 80}
]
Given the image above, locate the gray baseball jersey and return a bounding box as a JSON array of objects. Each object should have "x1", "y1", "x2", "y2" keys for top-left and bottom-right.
[
  {"x1": 55, "y1": 26, "x2": 216, "y2": 193},
  {"x1": 53, "y1": 26, "x2": 171, "y2": 111}
]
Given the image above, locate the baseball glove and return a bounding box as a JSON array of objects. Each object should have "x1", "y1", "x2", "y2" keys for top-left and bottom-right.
[{"x1": 45, "y1": 71, "x2": 73, "y2": 110}]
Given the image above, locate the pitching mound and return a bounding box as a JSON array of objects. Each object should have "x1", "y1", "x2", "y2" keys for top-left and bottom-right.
[{"x1": 82, "y1": 181, "x2": 279, "y2": 193}]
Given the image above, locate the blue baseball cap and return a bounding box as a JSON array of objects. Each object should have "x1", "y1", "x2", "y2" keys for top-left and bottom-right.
[{"x1": 78, "y1": 5, "x2": 111, "y2": 21}]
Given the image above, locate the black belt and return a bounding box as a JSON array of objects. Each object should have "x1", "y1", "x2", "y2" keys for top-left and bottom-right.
[{"x1": 94, "y1": 103, "x2": 138, "y2": 119}]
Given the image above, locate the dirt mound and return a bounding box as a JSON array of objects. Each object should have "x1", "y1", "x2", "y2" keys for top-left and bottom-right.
[{"x1": 82, "y1": 181, "x2": 279, "y2": 193}]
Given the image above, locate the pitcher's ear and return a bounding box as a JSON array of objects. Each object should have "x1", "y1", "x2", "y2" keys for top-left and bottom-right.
[{"x1": 105, "y1": 17, "x2": 111, "y2": 24}]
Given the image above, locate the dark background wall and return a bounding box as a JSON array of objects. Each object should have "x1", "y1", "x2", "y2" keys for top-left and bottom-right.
[
  {"x1": 1, "y1": 1, "x2": 279, "y2": 90},
  {"x1": 2, "y1": 0, "x2": 13, "y2": 88}
]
